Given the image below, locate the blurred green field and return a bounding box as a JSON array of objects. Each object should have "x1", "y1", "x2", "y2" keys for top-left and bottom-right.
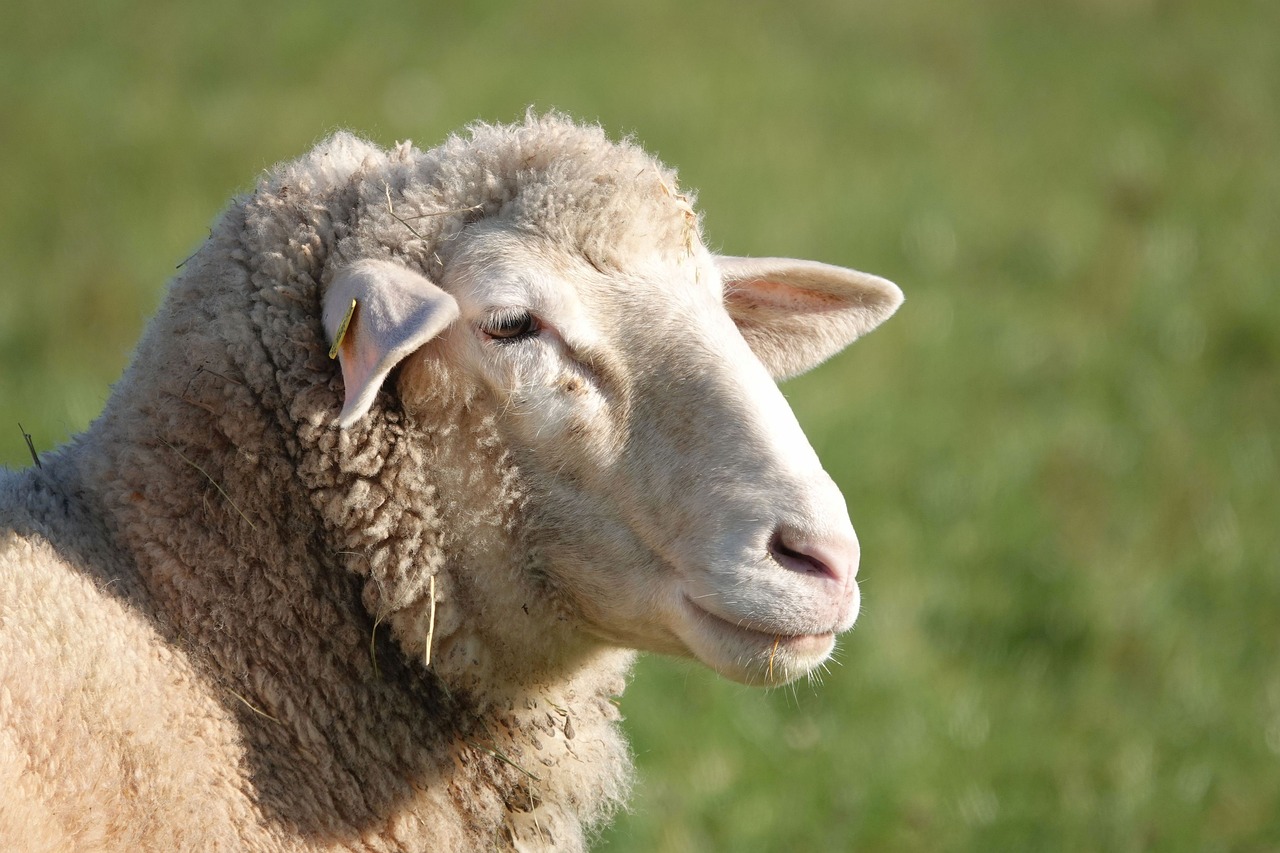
[{"x1": 3, "y1": 0, "x2": 1278, "y2": 849}]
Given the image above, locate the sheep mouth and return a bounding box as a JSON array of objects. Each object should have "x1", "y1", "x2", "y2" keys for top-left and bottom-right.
[{"x1": 680, "y1": 596, "x2": 835, "y2": 683}]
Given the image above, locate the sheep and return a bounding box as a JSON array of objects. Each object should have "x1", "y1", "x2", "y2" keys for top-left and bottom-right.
[{"x1": 0, "y1": 113, "x2": 902, "y2": 851}]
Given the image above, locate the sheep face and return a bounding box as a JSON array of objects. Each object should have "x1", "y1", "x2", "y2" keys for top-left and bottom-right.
[
  {"x1": 410, "y1": 224, "x2": 900, "y2": 687},
  {"x1": 325, "y1": 213, "x2": 900, "y2": 687}
]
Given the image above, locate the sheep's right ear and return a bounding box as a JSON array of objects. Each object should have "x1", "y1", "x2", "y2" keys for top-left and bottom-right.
[
  {"x1": 322, "y1": 259, "x2": 460, "y2": 428},
  {"x1": 718, "y1": 256, "x2": 903, "y2": 379}
]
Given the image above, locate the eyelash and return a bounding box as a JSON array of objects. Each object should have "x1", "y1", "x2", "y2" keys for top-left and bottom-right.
[{"x1": 483, "y1": 310, "x2": 540, "y2": 343}]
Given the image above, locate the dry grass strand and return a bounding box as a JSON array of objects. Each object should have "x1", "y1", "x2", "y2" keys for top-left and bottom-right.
[{"x1": 160, "y1": 437, "x2": 257, "y2": 530}]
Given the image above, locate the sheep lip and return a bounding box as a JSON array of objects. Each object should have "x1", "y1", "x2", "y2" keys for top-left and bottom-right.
[{"x1": 681, "y1": 597, "x2": 834, "y2": 654}]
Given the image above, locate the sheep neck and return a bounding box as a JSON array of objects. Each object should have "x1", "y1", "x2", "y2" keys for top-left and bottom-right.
[{"x1": 56, "y1": 190, "x2": 634, "y2": 849}]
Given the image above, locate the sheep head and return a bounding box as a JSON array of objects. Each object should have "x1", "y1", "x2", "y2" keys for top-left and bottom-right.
[{"x1": 322, "y1": 218, "x2": 900, "y2": 688}]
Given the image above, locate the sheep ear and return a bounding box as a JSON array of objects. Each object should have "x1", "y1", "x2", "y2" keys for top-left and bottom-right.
[
  {"x1": 718, "y1": 256, "x2": 903, "y2": 378},
  {"x1": 323, "y1": 259, "x2": 460, "y2": 427}
]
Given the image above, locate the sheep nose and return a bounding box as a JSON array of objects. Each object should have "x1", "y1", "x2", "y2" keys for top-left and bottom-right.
[{"x1": 768, "y1": 527, "x2": 860, "y2": 586}]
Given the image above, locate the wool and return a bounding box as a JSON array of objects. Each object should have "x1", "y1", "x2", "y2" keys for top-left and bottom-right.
[{"x1": 0, "y1": 114, "x2": 677, "y2": 851}]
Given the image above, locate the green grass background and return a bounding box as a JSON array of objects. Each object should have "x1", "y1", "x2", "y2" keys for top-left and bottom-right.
[{"x1": 2, "y1": 1, "x2": 1277, "y2": 849}]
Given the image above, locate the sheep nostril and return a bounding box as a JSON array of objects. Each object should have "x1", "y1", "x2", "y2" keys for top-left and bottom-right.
[{"x1": 768, "y1": 529, "x2": 858, "y2": 585}]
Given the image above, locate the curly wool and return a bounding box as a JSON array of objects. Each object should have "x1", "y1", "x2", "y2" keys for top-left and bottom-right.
[{"x1": 0, "y1": 114, "x2": 704, "y2": 851}]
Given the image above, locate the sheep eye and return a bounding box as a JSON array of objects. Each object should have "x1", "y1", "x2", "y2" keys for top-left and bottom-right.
[{"x1": 484, "y1": 310, "x2": 539, "y2": 342}]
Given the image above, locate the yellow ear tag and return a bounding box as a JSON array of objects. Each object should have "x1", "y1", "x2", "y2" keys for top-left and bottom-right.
[{"x1": 328, "y1": 298, "x2": 357, "y2": 360}]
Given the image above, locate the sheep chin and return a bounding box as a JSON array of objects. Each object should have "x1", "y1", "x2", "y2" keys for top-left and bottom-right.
[{"x1": 674, "y1": 596, "x2": 842, "y2": 687}]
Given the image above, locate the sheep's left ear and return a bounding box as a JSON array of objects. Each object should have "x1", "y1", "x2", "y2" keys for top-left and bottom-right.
[
  {"x1": 323, "y1": 259, "x2": 460, "y2": 428},
  {"x1": 718, "y1": 256, "x2": 904, "y2": 378}
]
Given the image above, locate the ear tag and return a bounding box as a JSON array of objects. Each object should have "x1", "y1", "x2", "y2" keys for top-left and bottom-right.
[{"x1": 328, "y1": 298, "x2": 358, "y2": 360}]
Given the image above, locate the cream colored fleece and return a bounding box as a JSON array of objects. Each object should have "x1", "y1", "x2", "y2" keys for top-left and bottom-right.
[{"x1": 0, "y1": 114, "x2": 706, "y2": 851}]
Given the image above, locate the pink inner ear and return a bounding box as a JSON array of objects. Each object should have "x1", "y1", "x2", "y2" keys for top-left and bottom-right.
[
  {"x1": 323, "y1": 258, "x2": 461, "y2": 427},
  {"x1": 337, "y1": 311, "x2": 379, "y2": 403},
  {"x1": 727, "y1": 279, "x2": 847, "y2": 313}
]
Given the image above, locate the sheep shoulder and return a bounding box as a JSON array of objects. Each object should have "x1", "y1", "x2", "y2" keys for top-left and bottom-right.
[{"x1": 0, "y1": 465, "x2": 269, "y2": 850}]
